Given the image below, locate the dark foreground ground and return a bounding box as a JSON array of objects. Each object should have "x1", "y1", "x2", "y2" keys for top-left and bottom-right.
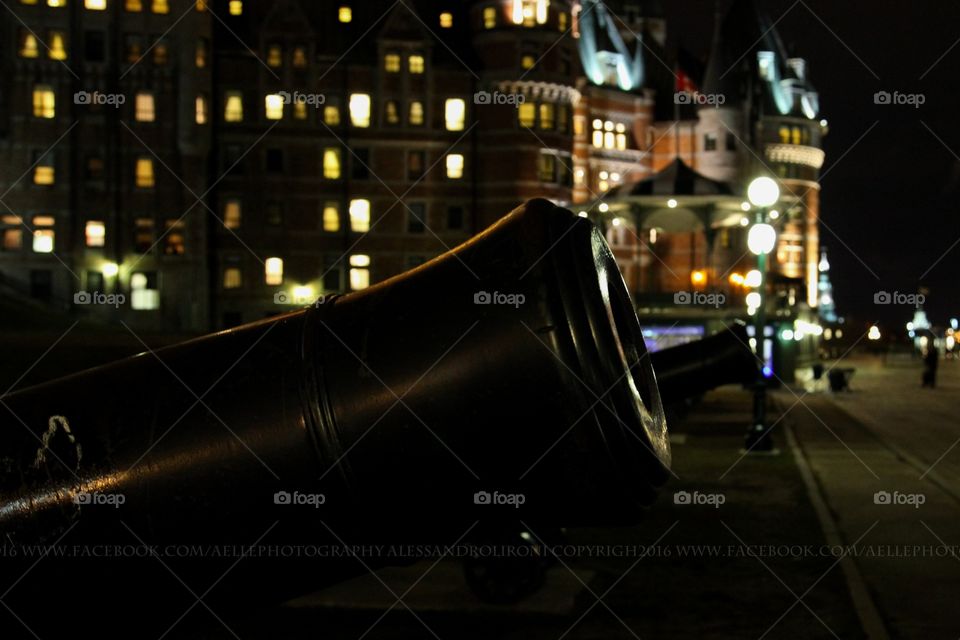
[{"x1": 4, "y1": 330, "x2": 955, "y2": 638}]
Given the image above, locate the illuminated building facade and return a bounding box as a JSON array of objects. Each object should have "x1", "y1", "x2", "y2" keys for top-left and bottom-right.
[{"x1": 0, "y1": 0, "x2": 825, "y2": 344}]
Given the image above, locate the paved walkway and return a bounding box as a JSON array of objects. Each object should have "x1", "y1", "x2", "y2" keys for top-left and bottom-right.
[{"x1": 779, "y1": 355, "x2": 960, "y2": 640}]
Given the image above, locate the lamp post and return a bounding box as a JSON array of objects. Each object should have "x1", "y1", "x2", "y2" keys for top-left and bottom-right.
[{"x1": 744, "y1": 177, "x2": 779, "y2": 453}]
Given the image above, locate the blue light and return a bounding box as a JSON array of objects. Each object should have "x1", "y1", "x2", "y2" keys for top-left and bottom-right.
[{"x1": 762, "y1": 366, "x2": 774, "y2": 378}]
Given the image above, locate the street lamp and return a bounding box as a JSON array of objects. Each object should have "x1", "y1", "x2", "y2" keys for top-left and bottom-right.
[{"x1": 744, "y1": 176, "x2": 779, "y2": 453}]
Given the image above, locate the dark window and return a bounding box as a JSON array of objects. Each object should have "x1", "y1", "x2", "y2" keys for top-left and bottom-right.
[
  {"x1": 447, "y1": 206, "x2": 463, "y2": 230},
  {"x1": 266, "y1": 148, "x2": 284, "y2": 173},
  {"x1": 351, "y1": 148, "x2": 370, "y2": 179},
  {"x1": 85, "y1": 156, "x2": 105, "y2": 180},
  {"x1": 124, "y1": 34, "x2": 142, "y2": 64},
  {"x1": 725, "y1": 133, "x2": 737, "y2": 151},
  {"x1": 224, "y1": 145, "x2": 245, "y2": 175},
  {"x1": 407, "y1": 150, "x2": 425, "y2": 181},
  {"x1": 29, "y1": 270, "x2": 52, "y2": 300},
  {"x1": 86, "y1": 270, "x2": 104, "y2": 293},
  {"x1": 222, "y1": 312, "x2": 243, "y2": 328},
  {"x1": 323, "y1": 255, "x2": 341, "y2": 292},
  {"x1": 704, "y1": 134, "x2": 717, "y2": 151},
  {"x1": 407, "y1": 203, "x2": 426, "y2": 233},
  {"x1": 85, "y1": 31, "x2": 105, "y2": 62},
  {"x1": 266, "y1": 202, "x2": 283, "y2": 226}
]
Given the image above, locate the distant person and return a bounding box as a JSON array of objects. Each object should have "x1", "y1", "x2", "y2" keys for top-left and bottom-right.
[{"x1": 922, "y1": 346, "x2": 939, "y2": 388}]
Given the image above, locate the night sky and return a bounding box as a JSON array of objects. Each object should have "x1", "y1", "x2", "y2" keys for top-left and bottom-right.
[{"x1": 663, "y1": 0, "x2": 960, "y2": 333}]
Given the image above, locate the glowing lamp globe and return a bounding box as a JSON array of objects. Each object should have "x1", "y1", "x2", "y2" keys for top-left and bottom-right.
[
  {"x1": 747, "y1": 223, "x2": 777, "y2": 255},
  {"x1": 747, "y1": 177, "x2": 780, "y2": 208}
]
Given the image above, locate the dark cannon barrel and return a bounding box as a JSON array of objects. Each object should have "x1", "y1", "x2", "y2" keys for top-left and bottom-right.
[
  {"x1": 0, "y1": 199, "x2": 669, "y2": 630},
  {"x1": 649, "y1": 322, "x2": 756, "y2": 406}
]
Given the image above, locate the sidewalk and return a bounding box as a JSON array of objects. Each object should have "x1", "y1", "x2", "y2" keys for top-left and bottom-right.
[
  {"x1": 780, "y1": 387, "x2": 960, "y2": 640},
  {"x1": 238, "y1": 389, "x2": 866, "y2": 640}
]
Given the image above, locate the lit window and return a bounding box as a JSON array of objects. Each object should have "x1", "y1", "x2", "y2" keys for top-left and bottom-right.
[
  {"x1": 135, "y1": 92, "x2": 155, "y2": 122},
  {"x1": 592, "y1": 119, "x2": 603, "y2": 147},
  {"x1": 446, "y1": 153, "x2": 464, "y2": 179},
  {"x1": 349, "y1": 254, "x2": 370, "y2": 290},
  {"x1": 134, "y1": 218, "x2": 154, "y2": 253},
  {"x1": 408, "y1": 54, "x2": 425, "y2": 74},
  {"x1": 267, "y1": 44, "x2": 282, "y2": 68},
  {"x1": 323, "y1": 105, "x2": 340, "y2": 125},
  {"x1": 521, "y1": 54, "x2": 535, "y2": 69},
  {"x1": 135, "y1": 157, "x2": 155, "y2": 188},
  {"x1": 323, "y1": 148, "x2": 341, "y2": 179},
  {"x1": 224, "y1": 91, "x2": 243, "y2": 122},
  {"x1": 196, "y1": 0, "x2": 207, "y2": 10},
  {"x1": 265, "y1": 93, "x2": 284, "y2": 120},
  {"x1": 130, "y1": 272, "x2": 160, "y2": 310},
  {"x1": 293, "y1": 100, "x2": 308, "y2": 120},
  {"x1": 384, "y1": 53, "x2": 400, "y2": 72},
  {"x1": 151, "y1": 0, "x2": 168, "y2": 13},
  {"x1": 338, "y1": 5, "x2": 351, "y2": 22},
  {"x1": 84, "y1": 0, "x2": 106, "y2": 9},
  {"x1": 153, "y1": 41, "x2": 168, "y2": 65},
  {"x1": 385, "y1": 100, "x2": 399, "y2": 125},
  {"x1": 223, "y1": 267, "x2": 242, "y2": 289},
  {"x1": 48, "y1": 31, "x2": 67, "y2": 60},
  {"x1": 19, "y1": 31, "x2": 39, "y2": 58},
  {"x1": 323, "y1": 203, "x2": 340, "y2": 232},
  {"x1": 223, "y1": 199, "x2": 241, "y2": 229},
  {"x1": 196, "y1": 38, "x2": 208, "y2": 67},
  {"x1": 32, "y1": 217, "x2": 55, "y2": 253},
  {"x1": 518, "y1": 102, "x2": 535, "y2": 127},
  {"x1": 349, "y1": 93, "x2": 370, "y2": 127},
  {"x1": 195, "y1": 95, "x2": 208, "y2": 124},
  {"x1": 34, "y1": 153, "x2": 54, "y2": 185},
  {"x1": 409, "y1": 100, "x2": 424, "y2": 125},
  {"x1": 483, "y1": 6, "x2": 496, "y2": 28},
  {"x1": 349, "y1": 199, "x2": 370, "y2": 232},
  {"x1": 538, "y1": 154, "x2": 556, "y2": 182},
  {"x1": 85, "y1": 221, "x2": 105, "y2": 247},
  {"x1": 47, "y1": 0, "x2": 66, "y2": 6},
  {"x1": 32, "y1": 85, "x2": 55, "y2": 119},
  {"x1": 439, "y1": 12, "x2": 452, "y2": 28},
  {"x1": 292, "y1": 46, "x2": 307, "y2": 68},
  {"x1": 539, "y1": 103, "x2": 554, "y2": 130},
  {"x1": 124, "y1": 0, "x2": 142, "y2": 8},
  {"x1": 558, "y1": 11, "x2": 567, "y2": 30},
  {"x1": 444, "y1": 98, "x2": 465, "y2": 131},
  {"x1": 229, "y1": 0, "x2": 242, "y2": 16},
  {"x1": 2, "y1": 216, "x2": 23, "y2": 251},
  {"x1": 265, "y1": 257, "x2": 283, "y2": 285}
]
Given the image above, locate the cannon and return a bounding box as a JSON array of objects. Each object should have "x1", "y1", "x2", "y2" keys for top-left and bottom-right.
[
  {"x1": 0, "y1": 199, "x2": 670, "y2": 633},
  {"x1": 650, "y1": 322, "x2": 757, "y2": 407}
]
